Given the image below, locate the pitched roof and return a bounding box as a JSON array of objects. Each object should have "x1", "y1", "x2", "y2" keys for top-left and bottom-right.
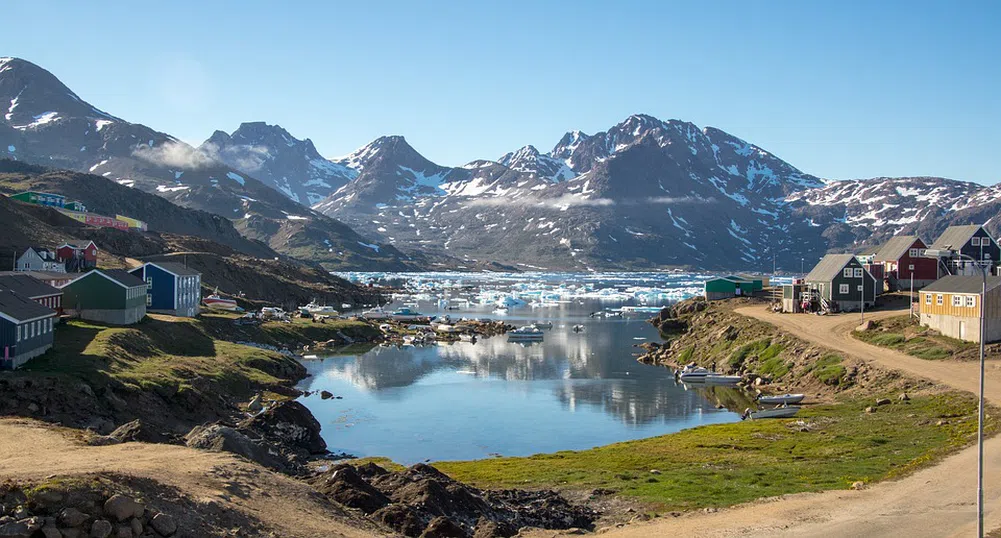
[
  {"x1": 929, "y1": 225, "x2": 984, "y2": 250},
  {"x1": 921, "y1": 275, "x2": 1001, "y2": 294},
  {"x1": 24, "y1": 247, "x2": 59, "y2": 261},
  {"x1": 856, "y1": 245, "x2": 881, "y2": 256},
  {"x1": 805, "y1": 254, "x2": 857, "y2": 282},
  {"x1": 148, "y1": 262, "x2": 201, "y2": 277},
  {"x1": 0, "y1": 274, "x2": 61, "y2": 299},
  {"x1": 0, "y1": 270, "x2": 78, "y2": 282},
  {"x1": 101, "y1": 269, "x2": 148, "y2": 288},
  {"x1": 874, "y1": 236, "x2": 924, "y2": 262},
  {"x1": 0, "y1": 289, "x2": 56, "y2": 324},
  {"x1": 69, "y1": 269, "x2": 147, "y2": 289}
]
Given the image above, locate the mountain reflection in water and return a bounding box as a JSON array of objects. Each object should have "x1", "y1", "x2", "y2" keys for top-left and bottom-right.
[{"x1": 298, "y1": 296, "x2": 743, "y2": 463}]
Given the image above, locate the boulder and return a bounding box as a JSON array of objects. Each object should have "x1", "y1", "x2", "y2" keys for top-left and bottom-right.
[
  {"x1": 875, "y1": 398, "x2": 891, "y2": 406},
  {"x1": 60, "y1": 529, "x2": 81, "y2": 538},
  {"x1": 184, "y1": 424, "x2": 285, "y2": 471},
  {"x1": 41, "y1": 526, "x2": 62, "y2": 538},
  {"x1": 128, "y1": 519, "x2": 142, "y2": 537},
  {"x1": 103, "y1": 496, "x2": 141, "y2": 523},
  {"x1": 90, "y1": 520, "x2": 113, "y2": 538},
  {"x1": 149, "y1": 514, "x2": 176, "y2": 537},
  {"x1": 59, "y1": 508, "x2": 89, "y2": 528},
  {"x1": 0, "y1": 518, "x2": 40, "y2": 538},
  {"x1": 109, "y1": 420, "x2": 166, "y2": 444},
  {"x1": 320, "y1": 391, "x2": 333, "y2": 400},
  {"x1": 238, "y1": 401, "x2": 326, "y2": 455}
]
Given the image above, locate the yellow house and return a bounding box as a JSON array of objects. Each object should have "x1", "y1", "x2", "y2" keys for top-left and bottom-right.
[
  {"x1": 115, "y1": 215, "x2": 148, "y2": 231},
  {"x1": 919, "y1": 275, "x2": 1001, "y2": 343},
  {"x1": 57, "y1": 209, "x2": 87, "y2": 223}
]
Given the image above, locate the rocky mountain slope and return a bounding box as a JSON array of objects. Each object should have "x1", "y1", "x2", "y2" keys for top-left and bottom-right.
[{"x1": 0, "y1": 57, "x2": 412, "y2": 270}]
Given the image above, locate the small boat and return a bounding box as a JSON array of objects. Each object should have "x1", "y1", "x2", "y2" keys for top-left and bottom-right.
[
  {"x1": 431, "y1": 322, "x2": 458, "y2": 333},
  {"x1": 459, "y1": 334, "x2": 477, "y2": 342},
  {"x1": 742, "y1": 406, "x2": 801, "y2": 420},
  {"x1": 203, "y1": 289, "x2": 239, "y2": 311},
  {"x1": 571, "y1": 324, "x2": 585, "y2": 333},
  {"x1": 341, "y1": 303, "x2": 352, "y2": 309},
  {"x1": 492, "y1": 307, "x2": 509, "y2": 315},
  {"x1": 302, "y1": 300, "x2": 339, "y2": 316},
  {"x1": 535, "y1": 321, "x2": 554, "y2": 329},
  {"x1": 704, "y1": 374, "x2": 742, "y2": 385},
  {"x1": 678, "y1": 366, "x2": 711, "y2": 382},
  {"x1": 390, "y1": 308, "x2": 426, "y2": 321},
  {"x1": 302, "y1": 354, "x2": 319, "y2": 360},
  {"x1": 378, "y1": 323, "x2": 392, "y2": 332},
  {"x1": 361, "y1": 308, "x2": 390, "y2": 319},
  {"x1": 507, "y1": 325, "x2": 544, "y2": 341},
  {"x1": 757, "y1": 393, "x2": 805, "y2": 405}
]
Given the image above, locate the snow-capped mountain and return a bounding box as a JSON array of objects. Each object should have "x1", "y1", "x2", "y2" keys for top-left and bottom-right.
[
  {"x1": 497, "y1": 145, "x2": 574, "y2": 182},
  {"x1": 313, "y1": 115, "x2": 833, "y2": 270},
  {"x1": 787, "y1": 176, "x2": 1001, "y2": 248},
  {"x1": 0, "y1": 57, "x2": 412, "y2": 270},
  {"x1": 310, "y1": 114, "x2": 1001, "y2": 271},
  {"x1": 201, "y1": 122, "x2": 357, "y2": 205}
]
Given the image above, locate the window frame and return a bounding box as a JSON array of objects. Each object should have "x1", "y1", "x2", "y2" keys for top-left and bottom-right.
[
  {"x1": 853, "y1": 268, "x2": 863, "y2": 278},
  {"x1": 971, "y1": 237, "x2": 981, "y2": 247},
  {"x1": 967, "y1": 295, "x2": 977, "y2": 307},
  {"x1": 953, "y1": 295, "x2": 963, "y2": 307},
  {"x1": 937, "y1": 294, "x2": 944, "y2": 305},
  {"x1": 925, "y1": 294, "x2": 932, "y2": 305},
  {"x1": 839, "y1": 283, "x2": 849, "y2": 294},
  {"x1": 843, "y1": 267, "x2": 852, "y2": 278}
]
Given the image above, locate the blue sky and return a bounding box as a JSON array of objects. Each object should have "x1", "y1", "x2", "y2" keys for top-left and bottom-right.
[{"x1": 3, "y1": 1, "x2": 999, "y2": 184}]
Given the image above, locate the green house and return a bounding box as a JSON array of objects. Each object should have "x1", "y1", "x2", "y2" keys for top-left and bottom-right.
[
  {"x1": 59, "y1": 269, "x2": 148, "y2": 325},
  {"x1": 705, "y1": 276, "x2": 756, "y2": 301}
]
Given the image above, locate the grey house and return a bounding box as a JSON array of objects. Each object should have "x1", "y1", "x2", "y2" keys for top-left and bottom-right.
[
  {"x1": 15, "y1": 247, "x2": 65, "y2": 273},
  {"x1": 929, "y1": 225, "x2": 1001, "y2": 276},
  {"x1": 804, "y1": 254, "x2": 878, "y2": 312},
  {"x1": 0, "y1": 288, "x2": 58, "y2": 370}
]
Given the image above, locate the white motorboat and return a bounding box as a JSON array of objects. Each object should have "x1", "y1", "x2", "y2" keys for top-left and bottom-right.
[
  {"x1": 507, "y1": 325, "x2": 544, "y2": 341},
  {"x1": 432, "y1": 322, "x2": 459, "y2": 333},
  {"x1": 203, "y1": 288, "x2": 239, "y2": 311},
  {"x1": 459, "y1": 334, "x2": 477, "y2": 342},
  {"x1": 757, "y1": 393, "x2": 805, "y2": 405},
  {"x1": 302, "y1": 300, "x2": 339, "y2": 316},
  {"x1": 678, "y1": 366, "x2": 711, "y2": 382},
  {"x1": 742, "y1": 406, "x2": 801, "y2": 420},
  {"x1": 704, "y1": 374, "x2": 742, "y2": 385},
  {"x1": 492, "y1": 307, "x2": 509, "y2": 315},
  {"x1": 361, "y1": 308, "x2": 390, "y2": 319}
]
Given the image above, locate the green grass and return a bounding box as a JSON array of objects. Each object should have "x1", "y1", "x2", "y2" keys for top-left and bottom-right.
[
  {"x1": 728, "y1": 338, "x2": 771, "y2": 370},
  {"x1": 676, "y1": 346, "x2": 695, "y2": 364},
  {"x1": 437, "y1": 392, "x2": 992, "y2": 510},
  {"x1": 808, "y1": 353, "x2": 846, "y2": 386},
  {"x1": 21, "y1": 315, "x2": 302, "y2": 398},
  {"x1": 854, "y1": 316, "x2": 979, "y2": 361}
]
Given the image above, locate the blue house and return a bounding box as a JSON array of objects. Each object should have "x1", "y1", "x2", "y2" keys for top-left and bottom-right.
[
  {"x1": 129, "y1": 262, "x2": 202, "y2": 317},
  {"x1": 0, "y1": 288, "x2": 58, "y2": 370}
]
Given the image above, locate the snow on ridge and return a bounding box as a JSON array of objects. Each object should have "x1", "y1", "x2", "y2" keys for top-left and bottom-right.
[
  {"x1": 12, "y1": 111, "x2": 59, "y2": 130},
  {"x1": 226, "y1": 171, "x2": 246, "y2": 186}
]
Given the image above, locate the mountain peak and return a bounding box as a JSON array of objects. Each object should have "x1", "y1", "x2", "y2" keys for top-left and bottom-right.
[{"x1": 0, "y1": 57, "x2": 119, "y2": 128}]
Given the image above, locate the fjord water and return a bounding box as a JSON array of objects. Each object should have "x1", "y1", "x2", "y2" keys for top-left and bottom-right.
[{"x1": 298, "y1": 272, "x2": 743, "y2": 464}]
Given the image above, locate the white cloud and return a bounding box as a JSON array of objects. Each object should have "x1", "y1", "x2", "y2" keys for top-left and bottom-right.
[{"x1": 132, "y1": 141, "x2": 216, "y2": 169}]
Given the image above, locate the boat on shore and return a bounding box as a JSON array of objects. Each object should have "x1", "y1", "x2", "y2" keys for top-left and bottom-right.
[
  {"x1": 507, "y1": 325, "x2": 544, "y2": 341},
  {"x1": 361, "y1": 308, "x2": 390, "y2": 319},
  {"x1": 742, "y1": 406, "x2": 801, "y2": 420},
  {"x1": 300, "y1": 300, "x2": 339, "y2": 316},
  {"x1": 677, "y1": 366, "x2": 710, "y2": 382},
  {"x1": 757, "y1": 393, "x2": 805, "y2": 405},
  {"x1": 203, "y1": 289, "x2": 239, "y2": 311}
]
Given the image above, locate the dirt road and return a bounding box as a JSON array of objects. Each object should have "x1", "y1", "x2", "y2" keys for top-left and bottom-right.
[
  {"x1": 583, "y1": 305, "x2": 1001, "y2": 538},
  {"x1": 0, "y1": 419, "x2": 379, "y2": 538}
]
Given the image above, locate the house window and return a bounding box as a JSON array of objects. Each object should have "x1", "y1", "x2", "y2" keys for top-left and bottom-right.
[
  {"x1": 937, "y1": 294, "x2": 944, "y2": 305},
  {"x1": 909, "y1": 249, "x2": 918, "y2": 257},
  {"x1": 925, "y1": 294, "x2": 932, "y2": 305},
  {"x1": 16, "y1": 325, "x2": 21, "y2": 342},
  {"x1": 908, "y1": 264, "x2": 915, "y2": 270},
  {"x1": 967, "y1": 296, "x2": 976, "y2": 307},
  {"x1": 843, "y1": 268, "x2": 852, "y2": 278},
  {"x1": 147, "y1": 294, "x2": 152, "y2": 306},
  {"x1": 972, "y1": 237, "x2": 980, "y2": 247},
  {"x1": 839, "y1": 284, "x2": 849, "y2": 294},
  {"x1": 953, "y1": 295, "x2": 963, "y2": 307},
  {"x1": 853, "y1": 268, "x2": 863, "y2": 278}
]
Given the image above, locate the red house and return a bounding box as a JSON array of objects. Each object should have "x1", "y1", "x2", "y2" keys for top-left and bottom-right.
[
  {"x1": 84, "y1": 213, "x2": 128, "y2": 230},
  {"x1": 873, "y1": 235, "x2": 938, "y2": 290},
  {"x1": 57, "y1": 242, "x2": 98, "y2": 272}
]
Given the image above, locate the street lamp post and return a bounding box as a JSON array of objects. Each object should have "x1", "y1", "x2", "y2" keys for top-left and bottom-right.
[{"x1": 923, "y1": 249, "x2": 988, "y2": 536}]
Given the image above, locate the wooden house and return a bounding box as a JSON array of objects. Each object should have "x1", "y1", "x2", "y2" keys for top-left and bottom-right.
[
  {"x1": 929, "y1": 225, "x2": 1000, "y2": 276},
  {"x1": 56, "y1": 242, "x2": 98, "y2": 271},
  {"x1": 804, "y1": 254, "x2": 878, "y2": 312},
  {"x1": 64, "y1": 200, "x2": 87, "y2": 212},
  {"x1": 919, "y1": 275, "x2": 1001, "y2": 343},
  {"x1": 9, "y1": 191, "x2": 65, "y2": 208},
  {"x1": 129, "y1": 262, "x2": 202, "y2": 317},
  {"x1": 781, "y1": 283, "x2": 810, "y2": 313},
  {"x1": 15, "y1": 247, "x2": 65, "y2": 273},
  {"x1": 59, "y1": 269, "x2": 148, "y2": 325},
  {"x1": 872, "y1": 235, "x2": 938, "y2": 290},
  {"x1": 0, "y1": 288, "x2": 57, "y2": 370},
  {"x1": 0, "y1": 274, "x2": 63, "y2": 310},
  {"x1": 704, "y1": 276, "x2": 756, "y2": 301}
]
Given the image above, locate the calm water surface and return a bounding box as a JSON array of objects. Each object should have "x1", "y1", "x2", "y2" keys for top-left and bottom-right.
[{"x1": 298, "y1": 274, "x2": 746, "y2": 464}]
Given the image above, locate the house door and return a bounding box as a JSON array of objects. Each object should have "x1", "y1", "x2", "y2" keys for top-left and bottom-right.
[{"x1": 960, "y1": 321, "x2": 967, "y2": 340}]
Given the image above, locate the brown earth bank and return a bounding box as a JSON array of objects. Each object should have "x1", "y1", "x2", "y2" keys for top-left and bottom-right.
[{"x1": 638, "y1": 296, "x2": 933, "y2": 401}]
